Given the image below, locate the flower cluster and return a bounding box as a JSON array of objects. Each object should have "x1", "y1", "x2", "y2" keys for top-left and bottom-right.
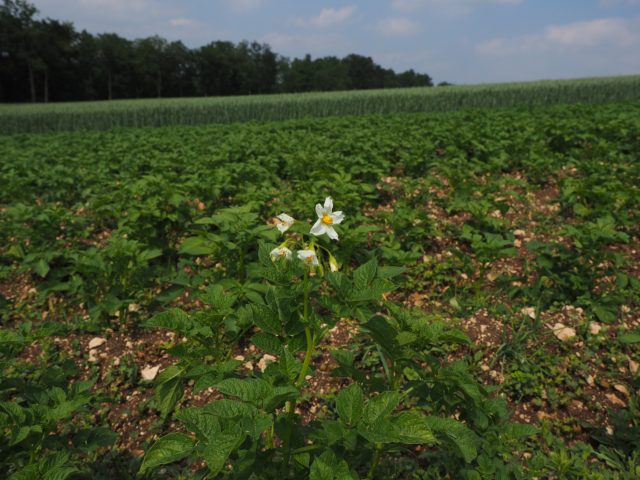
[{"x1": 269, "y1": 196, "x2": 344, "y2": 271}]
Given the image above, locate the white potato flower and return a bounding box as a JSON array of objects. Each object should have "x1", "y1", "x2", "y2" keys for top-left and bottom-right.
[
  {"x1": 297, "y1": 249, "x2": 319, "y2": 266},
  {"x1": 275, "y1": 213, "x2": 294, "y2": 234},
  {"x1": 310, "y1": 197, "x2": 344, "y2": 241},
  {"x1": 270, "y1": 247, "x2": 292, "y2": 261}
]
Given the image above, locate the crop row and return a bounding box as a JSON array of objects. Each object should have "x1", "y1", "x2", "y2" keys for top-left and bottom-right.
[{"x1": 1, "y1": 76, "x2": 639, "y2": 134}]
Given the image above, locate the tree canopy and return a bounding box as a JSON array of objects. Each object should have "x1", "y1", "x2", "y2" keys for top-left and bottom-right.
[{"x1": 0, "y1": 0, "x2": 433, "y2": 103}]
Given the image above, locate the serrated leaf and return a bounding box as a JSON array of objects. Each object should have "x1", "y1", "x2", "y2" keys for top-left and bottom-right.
[
  {"x1": 336, "y1": 384, "x2": 364, "y2": 426},
  {"x1": 215, "y1": 378, "x2": 272, "y2": 403},
  {"x1": 175, "y1": 407, "x2": 220, "y2": 441},
  {"x1": 252, "y1": 304, "x2": 281, "y2": 336},
  {"x1": 362, "y1": 391, "x2": 400, "y2": 425},
  {"x1": 504, "y1": 422, "x2": 539, "y2": 439},
  {"x1": 263, "y1": 385, "x2": 299, "y2": 412},
  {"x1": 392, "y1": 412, "x2": 437, "y2": 444},
  {"x1": 251, "y1": 332, "x2": 282, "y2": 355},
  {"x1": 202, "y1": 399, "x2": 258, "y2": 419},
  {"x1": 139, "y1": 432, "x2": 194, "y2": 474},
  {"x1": 145, "y1": 308, "x2": 200, "y2": 336},
  {"x1": 425, "y1": 416, "x2": 478, "y2": 463}
]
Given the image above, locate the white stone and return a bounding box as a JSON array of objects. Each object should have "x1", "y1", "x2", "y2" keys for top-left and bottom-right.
[
  {"x1": 141, "y1": 365, "x2": 161, "y2": 381},
  {"x1": 552, "y1": 323, "x2": 576, "y2": 342},
  {"x1": 257, "y1": 354, "x2": 277, "y2": 372},
  {"x1": 589, "y1": 322, "x2": 602, "y2": 335},
  {"x1": 88, "y1": 337, "x2": 107, "y2": 349}
]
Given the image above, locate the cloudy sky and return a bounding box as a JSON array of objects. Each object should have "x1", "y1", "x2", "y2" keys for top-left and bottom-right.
[{"x1": 32, "y1": 0, "x2": 640, "y2": 84}]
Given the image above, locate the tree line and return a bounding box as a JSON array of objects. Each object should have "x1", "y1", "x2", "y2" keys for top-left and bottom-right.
[{"x1": 0, "y1": 0, "x2": 434, "y2": 103}]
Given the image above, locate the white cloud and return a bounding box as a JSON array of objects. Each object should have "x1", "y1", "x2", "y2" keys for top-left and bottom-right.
[
  {"x1": 293, "y1": 6, "x2": 357, "y2": 28},
  {"x1": 262, "y1": 31, "x2": 353, "y2": 57},
  {"x1": 228, "y1": 0, "x2": 264, "y2": 14},
  {"x1": 476, "y1": 17, "x2": 640, "y2": 55},
  {"x1": 391, "y1": 0, "x2": 522, "y2": 14},
  {"x1": 169, "y1": 18, "x2": 195, "y2": 27},
  {"x1": 377, "y1": 17, "x2": 419, "y2": 36}
]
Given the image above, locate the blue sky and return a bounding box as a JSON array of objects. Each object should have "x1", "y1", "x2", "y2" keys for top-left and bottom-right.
[{"x1": 33, "y1": 0, "x2": 640, "y2": 84}]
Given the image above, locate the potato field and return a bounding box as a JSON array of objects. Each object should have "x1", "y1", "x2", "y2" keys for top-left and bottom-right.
[{"x1": 1, "y1": 90, "x2": 639, "y2": 479}]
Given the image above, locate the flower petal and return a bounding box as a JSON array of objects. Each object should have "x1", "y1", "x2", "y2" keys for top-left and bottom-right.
[
  {"x1": 315, "y1": 203, "x2": 325, "y2": 219},
  {"x1": 324, "y1": 196, "x2": 333, "y2": 212},
  {"x1": 297, "y1": 249, "x2": 318, "y2": 266},
  {"x1": 310, "y1": 220, "x2": 326, "y2": 236},
  {"x1": 278, "y1": 213, "x2": 294, "y2": 225},
  {"x1": 325, "y1": 226, "x2": 339, "y2": 241},
  {"x1": 331, "y1": 211, "x2": 345, "y2": 224}
]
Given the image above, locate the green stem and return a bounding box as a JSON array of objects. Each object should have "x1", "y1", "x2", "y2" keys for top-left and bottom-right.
[
  {"x1": 296, "y1": 327, "x2": 313, "y2": 387},
  {"x1": 282, "y1": 268, "x2": 313, "y2": 471},
  {"x1": 367, "y1": 444, "x2": 383, "y2": 479}
]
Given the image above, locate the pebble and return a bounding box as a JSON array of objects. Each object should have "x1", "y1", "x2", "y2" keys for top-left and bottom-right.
[
  {"x1": 257, "y1": 354, "x2": 276, "y2": 372},
  {"x1": 552, "y1": 323, "x2": 576, "y2": 342},
  {"x1": 141, "y1": 365, "x2": 161, "y2": 381},
  {"x1": 614, "y1": 384, "x2": 630, "y2": 397},
  {"x1": 605, "y1": 393, "x2": 626, "y2": 407},
  {"x1": 88, "y1": 337, "x2": 107, "y2": 350}
]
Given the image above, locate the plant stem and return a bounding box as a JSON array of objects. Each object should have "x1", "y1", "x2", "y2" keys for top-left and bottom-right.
[
  {"x1": 367, "y1": 444, "x2": 383, "y2": 479},
  {"x1": 282, "y1": 268, "x2": 313, "y2": 471}
]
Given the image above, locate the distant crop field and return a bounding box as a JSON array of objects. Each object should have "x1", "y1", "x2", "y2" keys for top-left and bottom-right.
[
  {"x1": 1, "y1": 75, "x2": 639, "y2": 134},
  {"x1": 1, "y1": 101, "x2": 639, "y2": 478}
]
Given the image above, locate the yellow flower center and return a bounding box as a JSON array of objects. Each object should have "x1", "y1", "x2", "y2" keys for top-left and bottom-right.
[
  {"x1": 305, "y1": 255, "x2": 314, "y2": 264},
  {"x1": 322, "y1": 213, "x2": 333, "y2": 225},
  {"x1": 279, "y1": 250, "x2": 286, "y2": 257}
]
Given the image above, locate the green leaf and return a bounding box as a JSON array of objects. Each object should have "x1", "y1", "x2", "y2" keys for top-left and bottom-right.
[
  {"x1": 200, "y1": 284, "x2": 236, "y2": 313},
  {"x1": 33, "y1": 258, "x2": 50, "y2": 278},
  {"x1": 139, "y1": 432, "x2": 195, "y2": 474},
  {"x1": 362, "y1": 316, "x2": 401, "y2": 358},
  {"x1": 353, "y1": 259, "x2": 377, "y2": 290},
  {"x1": 504, "y1": 422, "x2": 539, "y2": 439},
  {"x1": 175, "y1": 407, "x2": 221, "y2": 441},
  {"x1": 593, "y1": 305, "x2": 616, "y2": 324},
  {"x1": 145, "y1": 309, "x2": 198, "y2": 336},
  {"x1": 618, "y1": 332, "x2": 640, "y2": 344},
  {"x1": 251, "y1": 304, "x2": 281, "y2": 336},
  {"x1": 309, "y1": 455, "x2": 334, "y2": 480},
  {"x1": 263, "y1": 385, "x2": 299, "y2": 412},
  {"x1": 154, "y1": 366, "x2": 185, "y2": 418},
  {"x1": 215, "y1": 378, "x2": 272, "y2": 403},
  {"x1": 392, "y1": 412, "x2": 437, "y2": 444},
  {"x1": 362, "y1": 391, "x2": 400, "y2": 424},
  {"x1": 202, "y1": 399, "x2": 258, "y2": 419},
  {"x1": 251, "y1": 332, "x2": 283, "y2": 355},
  {"x1": 202, "y1": 430, "x2": 243, "y2": 476},
  {"x1": 425, "y1": 416, "x2": 478, "y2": 463},
  {"x1": 179, "y1": 236, "x2": 216, "y2": 255},
  {"x1": 336, "y1": 384, "x2": 364, "y2": 426}
]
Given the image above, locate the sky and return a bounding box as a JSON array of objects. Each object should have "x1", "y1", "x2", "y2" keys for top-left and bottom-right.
[{"x1": 31, "y1": 0, "x2": 640, "y2": 84}]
